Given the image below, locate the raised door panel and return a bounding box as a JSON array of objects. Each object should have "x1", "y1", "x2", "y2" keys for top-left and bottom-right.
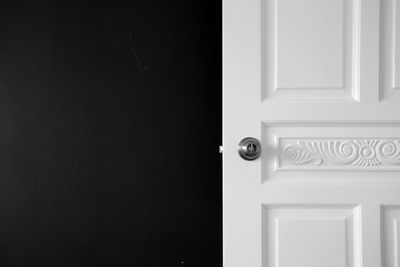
[
  {"x1": 262, "y1": 123, "x2": 400, "y2": 182},
  {"x1": 262, "y1": 205, "x2": 361, "y2": 267},
  {"x1": 262, "y1": 0, "x2": 360, "y2": 101},
  {"x1": 380, "y1": 0, "x2": 400, "y2": 101},
  {"x1": 381, "y1": 206, "x2": 400, "y2": 267}
]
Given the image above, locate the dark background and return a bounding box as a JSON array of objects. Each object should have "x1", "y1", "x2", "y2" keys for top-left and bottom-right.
[{"x1": 0, "y1": 2, "x2": 221, "y2": 266}]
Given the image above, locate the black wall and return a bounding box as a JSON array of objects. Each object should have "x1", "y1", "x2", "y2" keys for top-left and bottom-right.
[{"x1": 0, "y1": 2, "x2": 221, "y2": 266}]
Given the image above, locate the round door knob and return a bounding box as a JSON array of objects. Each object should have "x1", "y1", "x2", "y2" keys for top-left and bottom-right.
[{"x1": 238, "y1": 137, "x2": 261, "y2": 160}]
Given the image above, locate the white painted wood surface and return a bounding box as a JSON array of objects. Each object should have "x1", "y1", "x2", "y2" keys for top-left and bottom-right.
[{"x1": 223, "y1": 0, "x2": 400, "y2": 266}]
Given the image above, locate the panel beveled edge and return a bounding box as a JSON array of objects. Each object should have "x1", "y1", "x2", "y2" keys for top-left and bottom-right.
[
  {"x1": 380, "y1": 0, "x2": 400, "y2": 101},
  {"x1": 262, "y1": 204, "x2": 362, "y2": 267},
  {"x1": 261, "y1": 0, "x2": 361, "y2": 102}
]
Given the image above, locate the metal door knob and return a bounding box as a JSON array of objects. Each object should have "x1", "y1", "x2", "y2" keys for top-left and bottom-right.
[{"x1": 238, "y1": 137, "x2": 261, "y2": 160}]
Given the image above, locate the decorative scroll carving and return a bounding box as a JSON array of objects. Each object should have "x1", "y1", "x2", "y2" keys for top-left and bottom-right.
[{"x1": 282, "y1": 139, "x2": 400, "y2": 167}]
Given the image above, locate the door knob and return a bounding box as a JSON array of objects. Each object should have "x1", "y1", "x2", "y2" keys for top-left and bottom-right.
[{"x1": 238, "y1": 137, "x2": 261, "y2": 160}]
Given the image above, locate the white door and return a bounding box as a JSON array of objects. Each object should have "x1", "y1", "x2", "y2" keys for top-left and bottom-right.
[{"x1": 223, "y1": 0, "x2": 400, "y2": 266}]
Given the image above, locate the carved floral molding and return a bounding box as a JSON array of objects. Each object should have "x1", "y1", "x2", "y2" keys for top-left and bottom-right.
[{"x1": 282, "y1": 139, "x2": 400, "y2": 167}]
